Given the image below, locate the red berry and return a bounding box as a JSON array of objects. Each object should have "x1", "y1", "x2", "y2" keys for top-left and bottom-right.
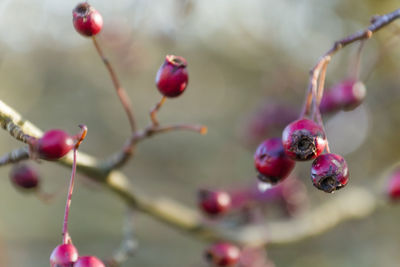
[
  {"x1": 74, "y1": 256, "x2": 105, "y2": 267},
  {"x1": 282, "y1": 119, "x2": 327, "y2": 161},
  {"x1": 50, "y1": 244, "x2": 79, "y2": 267},
  {"x1": 387, "y1": 169, "x2": 400, "y2": 200},
  {"x1": 155, "y1": 55, "x2": 188, "y2": 98},
  {"x1": 254, "y1": 137, "x2": 295, "y2": 184},
  {"x1": 311, "y1": 153, "x2": 349, "y2": 193},
  {"x1": 73, "y1": 3, "x2": 103, "y2": 37},
  {"x1": 9, "y1": 163, "x2": 39, "y2": 190},
  {"x1": 37, "y1": 129, "x2": 74, "y2": 160},
  {"x1": 199, "y1": 189, "x2": 231, "y2": 216},
  {"x1": 205, "y1": 242, "x2": 240, "y2": 267},
  {"x1": 320, "y1": 79, "x2": 366, "y2": 113}
]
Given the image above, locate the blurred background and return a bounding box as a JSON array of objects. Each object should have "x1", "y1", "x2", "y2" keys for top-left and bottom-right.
[{"x1": 1, "y1": 0, "x2": 400, "y2": 266}]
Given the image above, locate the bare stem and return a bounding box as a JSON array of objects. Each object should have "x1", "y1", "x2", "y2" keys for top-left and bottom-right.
[
  {"x1": 150, "y1": 96, "x2": 167, "y2": 127},
  {"x1": 92, "y1": 36, "x2": 136, "y2": 133}
]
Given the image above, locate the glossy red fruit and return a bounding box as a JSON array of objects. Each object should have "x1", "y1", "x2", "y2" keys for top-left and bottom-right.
[
  {"x1": 254, "y1": 137, "x2": 295, "y2": 184},
  {"x1": 205, "y1": 242, "x2": 240, "y2": 267},
  {"x1": 50, "y1": 244, "x2": 79, "y2": 267},
  {"x1": 155, "y1": 55, "x2": 188, "y2": 98},
  {"x1": 387, "y1": 169, "x2": 400, "y2": 200},
  {"x1": 282, "y1": 119, "x2": 327, "y2": 161},
  {"x1": 74, "y1": 256, "x2": 105, "y2": 267},
  {"x1": 320, "y1": 79, "x2": 366, "y2": 113},
  {"x1": 9, "y1": 163, "x2": 39, "y2": 190},
  {"x1": 37, "y1": 129, "x2": 74, "y2": 160},
  {"x1": 311, "y1": 153, "x2": 349, "y2": 193},
  {"x1": 73, "y1": 3, "x2": 103, "y2": 37},
  {"x1": 199, "y1": 189, "x2": 231, "y2": 216}
]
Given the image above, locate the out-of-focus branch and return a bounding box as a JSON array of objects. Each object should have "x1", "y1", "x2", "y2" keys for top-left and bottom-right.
[{"x1": 0, "y1": 99, "x2": 385, "y2": 247}]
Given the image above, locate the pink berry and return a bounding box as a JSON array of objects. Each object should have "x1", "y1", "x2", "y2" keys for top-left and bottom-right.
[
  {"x1": 50, "y1": 244, "x2": 79, "y2": 267},
  {"x1": 198, "y1": 189, "x2": 231, "y2": 216},
  {"x1": 387, "y1": 169, "x2": 400, "y2": 200},
  {"x1": 9, "y1": 163, "x2": 39, "y2": 190},
  {"x1": 155, "y1": 55, "x2": 188, "y2": 98},
  {"x1": 74, "y1": 256, "x2": 105, "y2": 267},
  {"x1": 311, "y1": 153, "x2": 349, "y2": 193},
  {"x1": 205, "y1": 242, "x2": 240, "y2": 267},
  {"x1": 320, "y1": 79, "x2": 366, "y2": 113},
  {"x1": 282, "y1": 119, "x2": 327, "y2": 161},
  {"x1": 73, "y1": 3, "x2": 103, "y2": 37},
  {"x1": 37, "y1": 129, "x2": 74, "y2": 160},
  {"x1": 254, "y1": 137, "x2": 295, "y2": 184}
]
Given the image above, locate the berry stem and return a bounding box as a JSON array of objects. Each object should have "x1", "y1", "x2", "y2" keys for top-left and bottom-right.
[
  {"x1": 91, "y1": 36, "x2": 137, "y2": 133},
  {"x1": 351, "y1": 40, "x2": 365, "y2": 81},
  {"x1": 62, "y1": 147, "x2": 77, "y2": 244},
  {"x1": 150, "y1": 96, "x2": 167, "y2": 127}
]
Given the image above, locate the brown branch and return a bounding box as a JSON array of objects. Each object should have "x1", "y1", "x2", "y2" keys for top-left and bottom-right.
[{"x1": 92, "y1": 36, "x2": 137, "y2": 133}]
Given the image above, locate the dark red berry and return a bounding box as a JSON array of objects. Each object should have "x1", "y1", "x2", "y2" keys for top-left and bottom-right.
[
  {"x1": 37, "y1": 129, "x2": 74, "y2": 160},
  {"x1": 155, "y1": 55, "x2": 188, "y2": 98},
  {"x1": 205, "y1": 242, "x2": 240, "y2": 267},
  {"x1": 50, "y1": 244, "x2": 79, "y2": 267},
  {"x1": 254, "y1": 137, "x2": 295, "y2": 184},
  {"x1": 311, "y1": 153, "x2": 349, "y2": 193},
  {"x1": 9, "y1": 163, "x2": 39, "y2": 190},
  {"x1": 282, "y1": 119, "x2": 327, "y2": 161},
  {"x1": 74, "y1": 256, "x2": 105, "y2": 267},
  {"x1": 387, "y1": 169, "x2": 400, "y2": 200},
  {"x1": 320, "y1": 79, "x2": 366, "y2": 113},
  {"x1": 199, "y1": 189, "x2": 231, "y2": 216},
  {"x1": 73, "y1": 3, "x2": 103, "y2": 37}
]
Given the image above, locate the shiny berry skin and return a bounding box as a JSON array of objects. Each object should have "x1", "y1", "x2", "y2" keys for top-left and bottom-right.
[
  {"x1": 155, "y1": 55, "x2": 188, "y2": 98},
  {"x1": 37, "y1": 129, "x2": 74, "y2": 160},
  {"x1": 254, "y1": 137, "x2": 295, "y2": 184},
  {"x1": 9, "y1": 163, "x2": 39, "y2": 190},
  {"x1": 74, "y1": 256, "x2": 105, "y2": 267},
  {"x1": 198, "y1": 189, "x2": 231, "y2": 216},
  {"x1": 311, "y1": 153, "x2": 349, "y2": 193},
  {"x1": 50, "y1": 244, "x2": 79, "y2": 267},
  {"x1": 73, "y1": 3, "x2": 103, "y2": 37},
  {"x1": 205, "y1": 242, "x2": 240, "y2": 267},
  {"x1": 387, "y1": 169, "x2": 400, "y2": 200},
  {"x1": 282, "y1": 119, "x2": 327, "y2": 161},
  {"x1": 320, "y1": 79, "x2": 366, "y2": 113}
]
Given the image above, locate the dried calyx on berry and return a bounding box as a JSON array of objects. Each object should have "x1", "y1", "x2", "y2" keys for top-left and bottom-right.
[
  {"x1": 386, "y1": 168, "x2": 400, "y2": 201},
  {"x1": 311, "y1": 153, "x2": 349, "y2": 193},
  {"x1": 9, "y1": 163, "x2": 39, "y2": 191},
  {"x1": 50, "y1": 243, "x2": 79, "y2": 267},
  {"x1": 74, "y1": 255, "x2": 106, "y2": 267},
  {"x1": 320, "y1": 79, "x2": 366, "y2": 113},
  {"x1": 155, "y1": 55, "x2": 188, "y2": 98},
  {"x1": 254, "y1": 137, "x2": 295, "y2": 185},
  {"x1": 205, "y1": 242, "x2": 241, "y2": 267},
  {"x1": 198, "y1": 189, "x2": 232, "y2": 216},
  {"x1": 282, "y1": 118, "x2": 327, "y2": 161},
  {"x1": 73, "y1": 2, "x2": 103, "y2": 37}
]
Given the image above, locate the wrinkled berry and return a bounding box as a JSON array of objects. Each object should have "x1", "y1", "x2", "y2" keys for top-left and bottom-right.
[
  {"x1": 9, "y1": 163, "x2": 39, "y2": 190},
  {"x1": 73, "y1": 3, "x2": 103, "y2": 37},
  {"x1": 37, "y1": 129, "x2": 74, "y2": 160},
  {"x1": 320, "y1": 79, "x2": 366, "y2": 113},
  {"x1": 50, "y1": 244, "x2": 79, "y2": 267},
  {"x1": 282, "y1": 119, "x2": 327, "y2": 161},
  {"x1": 254, "y1": 137, "x2": 295, "y2": 184},
  {"x1": 311, "y1": 153, "x2": 349, "y2": 193},
  {"x1": 199, "y1": 189, "x2": 231, "y2": 216},
  {"x1": 74, "y1": 256, "x2": 105, "y2": 267},
  {"x1": 155, "y1": 55, "x2": 188, "y2": 98},
  {"x1": 205, "y1": 242, "x2": 240, "y2": 267},
  {"x1": 387, "y1": 169, "x2": 400, "y2": 200}
]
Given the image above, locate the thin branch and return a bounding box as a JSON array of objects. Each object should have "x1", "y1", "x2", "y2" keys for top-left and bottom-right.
[
  {"x1": 0, "y1": 99, "x2": 385, "y2": 247},
  {"x1": 92, "y1": 36, "x2": 137, "y2": 133}
]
